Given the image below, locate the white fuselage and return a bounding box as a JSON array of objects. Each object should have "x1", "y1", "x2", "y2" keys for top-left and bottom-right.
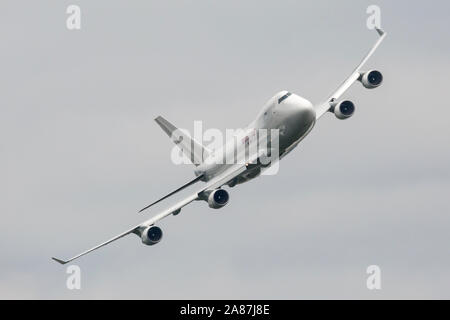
[{"x1": 195, "y1": 91, "x2": 316, "y2": 184}]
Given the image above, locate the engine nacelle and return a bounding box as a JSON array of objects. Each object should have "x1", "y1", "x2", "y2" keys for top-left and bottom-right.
[
  {"x1": 207, "y1": 189, "x2": 229, "y2": 209},
  {"x1": 141, "y1": 226, "x2": 163, "y2": 246},
  {"x1": 360, "y1": 70, "x2": 383, "y2": 89},
  {"x1": 333, "y1": 100, "x2": 355, "y2": 120}
]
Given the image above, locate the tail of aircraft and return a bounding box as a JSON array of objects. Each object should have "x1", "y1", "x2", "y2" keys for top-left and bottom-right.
[{"x1": 155, "y1": 116, "x2": 210, "y2": 166}]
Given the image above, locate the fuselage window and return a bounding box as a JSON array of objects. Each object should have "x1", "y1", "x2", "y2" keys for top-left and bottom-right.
[{"x1": 278, "y1": 92, "x2": 292, "y2": 104}]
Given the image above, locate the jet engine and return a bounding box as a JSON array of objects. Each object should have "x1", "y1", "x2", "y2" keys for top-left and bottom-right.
[
  {"x1": 207, "y1": 189, "x2": 229, "y2": 209},
  {"x1": 141, "y1": 226, "x2": 163, "y2": 246},
  {"x1": 360, "y1": 70, "x2": 383, "y2": 89},
  {"x1": 333, "y1": 100, "x2": 355, "y2": 120}
]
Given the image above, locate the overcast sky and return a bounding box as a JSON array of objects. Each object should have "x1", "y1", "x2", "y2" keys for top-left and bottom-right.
[{"x1": 1, "y1": 0, "x2": 449, "y2": 299}]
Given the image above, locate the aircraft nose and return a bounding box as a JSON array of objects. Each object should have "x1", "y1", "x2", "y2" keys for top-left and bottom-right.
[
  {"x1": 295, "y1": 102, "x2": 316, "y2": 124},
  {"x1": 277, "y1": 94, "x2": 316, "y2": 131}
]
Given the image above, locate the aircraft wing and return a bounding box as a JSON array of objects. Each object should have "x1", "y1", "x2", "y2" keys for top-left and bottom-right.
[
  {"x1": 51, "y1": 164, "x2": 248, "y2": 265},
  {"x1": 315, "y1": 28, "x2": 387, "y2": 120}
]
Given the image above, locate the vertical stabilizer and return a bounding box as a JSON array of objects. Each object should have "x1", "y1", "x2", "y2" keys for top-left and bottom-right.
[{"x1": 155, "y1": 116, "x2": 209, "y2": 166}]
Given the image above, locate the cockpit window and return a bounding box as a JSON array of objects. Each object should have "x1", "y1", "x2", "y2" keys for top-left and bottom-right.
[{"x1": 278, "y1": 92, "x2": 292, "y2": 104}]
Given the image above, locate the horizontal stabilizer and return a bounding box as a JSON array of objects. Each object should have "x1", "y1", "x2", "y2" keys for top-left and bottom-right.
[{"x1": 139, "y1": 174, "x2": 204, "y2": 213}]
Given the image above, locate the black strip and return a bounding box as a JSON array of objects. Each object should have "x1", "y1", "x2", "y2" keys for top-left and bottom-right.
[{"x1": 0, "y1": 300, "x2": 439, "y2": 318}]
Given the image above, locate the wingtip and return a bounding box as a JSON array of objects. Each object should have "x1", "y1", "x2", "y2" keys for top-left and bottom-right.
[
  {"x1": 52, "y1": 257, "x2": 68, "y2": 265},
  {"x1": 375, "y1": 27, "x2": 386, "y2": 37}
]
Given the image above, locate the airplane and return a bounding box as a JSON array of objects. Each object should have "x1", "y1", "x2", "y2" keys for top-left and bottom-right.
[{"x1": 52, "y1": 28, "x2": 386, "y2": 264}]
